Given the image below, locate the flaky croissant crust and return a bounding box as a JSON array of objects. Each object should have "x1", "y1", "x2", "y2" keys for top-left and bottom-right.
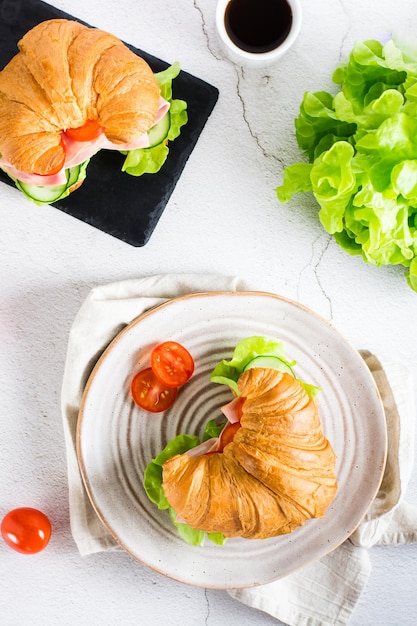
[
  {"x1": 162, "y1": 369, "x2": 338, "y2": 540},
  {"x1": 0, "y1": 19, "x2": 160, "y2": 174}
]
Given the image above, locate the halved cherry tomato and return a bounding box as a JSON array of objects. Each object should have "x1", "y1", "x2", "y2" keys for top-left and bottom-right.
[
  {"x1": 219, "y1": 421, "x2": 241, "y2": 451},
  {"x1": 1, "y1": 507, "x2": 52, "y2": 554},
  {"x1": 205, "y1": 421, "x2": 242, "y2": 455},
  {"x1": 151, "y1": 341, "x2": 195, "y2": 388},
  {"x1": 131, "y1": 367, "x2": 178, "y2": 413},
  {"x1": 65, "y1": 119, "x2": 103, "y2": 142}
]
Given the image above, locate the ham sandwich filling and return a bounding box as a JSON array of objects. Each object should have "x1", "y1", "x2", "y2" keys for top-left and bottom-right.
[{"x1": 0, "y1": 96, "x2": 170, "y2": 186}]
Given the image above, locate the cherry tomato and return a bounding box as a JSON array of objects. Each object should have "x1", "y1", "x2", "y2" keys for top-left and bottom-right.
[
  {"x1": 131, "y1": 367, "x2": 178, "y2": 413},
  {"x1": 151, "y1": 341, "x2": 195, "y2": 388},
  {"x1": 1, "y1": 508, "x2": 52, "y2": 554},
  {"x1": 219, "y1": 421, "x2": 241, "y2": 451},
  {"x1": 65, "y1": 119, "x2": 103, "y2": 142},
  {"x1": 206, "y1": 421, "x2": 242, "y2": 455}
]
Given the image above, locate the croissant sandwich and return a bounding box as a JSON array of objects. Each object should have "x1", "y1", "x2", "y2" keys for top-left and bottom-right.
[
  {"x1": 0, "y1": 19, "x2": 187, "y2": 204},
  {"x1": 144, "y1": 336, "x2": 338, "y2": 545}
]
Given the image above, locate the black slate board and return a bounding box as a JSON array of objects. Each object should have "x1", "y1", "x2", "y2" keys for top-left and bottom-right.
[{"x1": 0, "y1": 0, "x2": 219, "y2": 246}]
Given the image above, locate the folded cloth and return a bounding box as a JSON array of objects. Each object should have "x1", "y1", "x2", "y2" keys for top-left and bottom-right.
[{"x1": 61, "y1": 274, "x2": 417, "y2": 626}]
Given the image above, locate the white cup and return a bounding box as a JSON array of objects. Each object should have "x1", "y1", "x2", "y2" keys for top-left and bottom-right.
[{"x1": 215, "y1": 0, "x2": 302, "y2": 67}]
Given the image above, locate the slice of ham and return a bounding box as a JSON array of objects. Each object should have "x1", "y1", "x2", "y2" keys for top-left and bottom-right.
[
  {"x1": 0, "y1": 162, "x2": 68, "y2": 186},
  {"x1": 184, "y1": 396, "x2": 245, "y2": 459},
  {"x1": 220, "y1": 396, "x2": 243, "y2": 424},
  {"x1": 185, "y1": 437, "x2": 223, "y2": 458},
  {"x1": 0, "y1": 96, "x2": 170, "y2": 187}
]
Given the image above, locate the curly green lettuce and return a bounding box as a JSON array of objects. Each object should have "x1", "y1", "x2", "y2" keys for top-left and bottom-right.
[
  {"x1": 276, "y1": 38, "x2": 417, "y2": 292},
  {"x1": 210, "y1": 335, "x2": 320, "y2": 398}
]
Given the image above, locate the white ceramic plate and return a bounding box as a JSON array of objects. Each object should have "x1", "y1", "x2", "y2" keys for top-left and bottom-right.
[{"x1": 77, "y1": 292, "x2": 387, "y2": 589}]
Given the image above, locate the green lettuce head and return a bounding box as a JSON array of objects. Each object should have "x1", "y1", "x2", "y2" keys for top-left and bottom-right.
[{"x1": 276, "y1": 38, "x2": 417, "y2": 292}]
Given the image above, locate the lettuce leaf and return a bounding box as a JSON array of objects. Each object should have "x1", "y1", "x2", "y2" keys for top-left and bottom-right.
[
  {"x1": 143, "y1": 434, "x2": 200, "y2": 510},
  {"x1": 155, "y1": 62, "x2": 181, "y2": 101},
  {"x1": 210, "y1": 336, "x2": 288, "y2": 394},
  {"x1": 121, "y1": 143, "x2": 170, "y2": 176},
  {"x1": 276, "y1": 38, "x2": 417, "y2": 292},
  {"x1": 202, "y1": 418, "x2": 226, "y2": 440},
  {"x1": 210, "y1": 336, "x2": 319, "y2": 397},
  {"x1": 122, "y1": 62, "x2": 188, "y2": 176}
]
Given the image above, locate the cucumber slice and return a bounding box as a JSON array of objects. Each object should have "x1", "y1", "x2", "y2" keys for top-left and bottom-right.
[
  {"x1": 66, "y1": 164, "x2": 81, "y2": 187},
  {"x1": 243, "y1": 355, "x2": 294, "y2": 376},
  {"x1": 11, "y1": 162, "x2": 89, "y2": 205},
  {"x1": 147, "y1": 112, "x2": 170, "y2": 147},
  {"x1": 16, "y1": 179, "x2": 69, "y2": 204}
]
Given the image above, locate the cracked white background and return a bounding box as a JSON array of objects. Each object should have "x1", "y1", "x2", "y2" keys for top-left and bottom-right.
[{"x1": 1, "y1": 1, "x2": 417, "y2": 625}]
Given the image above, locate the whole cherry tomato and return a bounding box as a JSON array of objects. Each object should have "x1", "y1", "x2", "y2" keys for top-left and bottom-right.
[
  {"x1": 151, "y1": 341, "x2": 195, "y2": 388},
  {"x1": 1, "y1": 507, "x2": 52, "y2": 554}
]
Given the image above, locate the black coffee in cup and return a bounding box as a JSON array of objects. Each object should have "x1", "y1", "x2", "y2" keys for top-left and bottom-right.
[{"x1": 224, "y1": 0, "x2": 293, "y2": 54}]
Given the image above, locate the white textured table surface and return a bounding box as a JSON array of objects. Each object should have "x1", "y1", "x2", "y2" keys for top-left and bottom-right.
[{"x1": 1, "y1": 1, "x2": 417, "y2": 625}]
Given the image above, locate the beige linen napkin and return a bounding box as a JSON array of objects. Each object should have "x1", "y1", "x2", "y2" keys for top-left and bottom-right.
[{"x1": 61, "y1": 274, "x2": 417, "y2": 626}]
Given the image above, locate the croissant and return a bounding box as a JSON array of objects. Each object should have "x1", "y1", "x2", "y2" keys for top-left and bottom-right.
[
  {"x1": 0, "y1": 19, "x2": 160, "y2": 175},
  {"x1": 162, "y1": 368, "x2": 338, "y2": 539}
]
